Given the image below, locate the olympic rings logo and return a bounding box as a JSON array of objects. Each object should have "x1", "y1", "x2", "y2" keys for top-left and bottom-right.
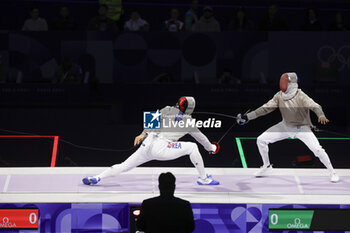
[{"x1": 317, "y1": 45, "x2": 350, "y2": 71}]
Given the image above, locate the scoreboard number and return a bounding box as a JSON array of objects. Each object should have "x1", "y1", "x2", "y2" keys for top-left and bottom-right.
[
  {"x1": 29, "y1": 212, "x2": 38, "y2": 224},
  {"x1": 270, "y1": 213, "x2": 278, "y2": 225}
]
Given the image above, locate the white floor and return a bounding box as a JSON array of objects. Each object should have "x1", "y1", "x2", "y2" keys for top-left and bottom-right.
[{"x1": 0, "y1": 167, "x2": 349, "y2": 204}]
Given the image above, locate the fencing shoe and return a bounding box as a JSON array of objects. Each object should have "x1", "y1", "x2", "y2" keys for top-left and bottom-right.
[
  {"x1": 254, "y1": 164, "x2": 273, "y2": 177},
  {"x1": 82, "y1": 176, "x2": 101, "y2": 185},
  {"x1": 330, "y1": 173, "x2": 340, "y2": 183},
  {"x1": 197, "y1": 174, "x2": 220, "y2": 185}
]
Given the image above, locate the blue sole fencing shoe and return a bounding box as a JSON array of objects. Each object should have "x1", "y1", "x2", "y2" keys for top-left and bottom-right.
[
  {"x1": 197, "y1": 174, "x2": 220, "y2": 185},
  {"x1": 82, "y1": 176, "x2": 100, "y2": 185}
]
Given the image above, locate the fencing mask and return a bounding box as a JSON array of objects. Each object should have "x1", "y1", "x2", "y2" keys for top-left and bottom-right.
[
  {"x1": 280, "y1": 72, "x2": 299, "y2": 101},
  {"x1": 280, "y1": 72, "x2": 298, "y2": 92},
  {"x1": 177, "y1": 96, "x2": 196, "y2": 114}
]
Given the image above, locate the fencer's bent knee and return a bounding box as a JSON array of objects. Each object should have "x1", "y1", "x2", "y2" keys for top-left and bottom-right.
[
  {"x1": 257, "y1": 135, "x2": 268, "y2": 147},
  {"x1": 188, "y1": 142, "x2": 199, "y2": 152}
]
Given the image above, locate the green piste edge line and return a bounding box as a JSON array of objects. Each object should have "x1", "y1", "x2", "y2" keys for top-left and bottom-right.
[{"x1": 235, "y1": 138, "x2": 248, "y2": 168}]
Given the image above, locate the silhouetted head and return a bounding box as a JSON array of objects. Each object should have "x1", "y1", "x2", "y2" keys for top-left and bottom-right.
[
  {"x1": 30, "y1": 7, "x2": 40, "y2": 20},
  {"x1": 158, "y1": 172, "x2": 176, "y2": 195}
]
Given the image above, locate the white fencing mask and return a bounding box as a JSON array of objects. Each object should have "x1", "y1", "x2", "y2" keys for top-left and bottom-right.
[
  {"x1": 280, "y1": 72, "x2": 298, "y2": 92},
  {"x1": 280, "y1": 72, "x2": 299, "y2": 100}
]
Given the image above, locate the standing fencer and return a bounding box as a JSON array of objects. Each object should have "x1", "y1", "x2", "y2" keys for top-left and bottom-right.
[
  {"x1": 83, "y1": 96, "x2": 220, "y2": 185},
  {"x1": 237, "y1": 72, "x2": 339, "y2": 182}
]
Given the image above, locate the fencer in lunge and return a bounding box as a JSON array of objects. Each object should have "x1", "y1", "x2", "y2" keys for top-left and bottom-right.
[
  {"x1": 237, "y1": 72, "x2": 339, "y2": 182},
  {"x1": 83, "y1": 96, "x2": 220, "y2": 185}
]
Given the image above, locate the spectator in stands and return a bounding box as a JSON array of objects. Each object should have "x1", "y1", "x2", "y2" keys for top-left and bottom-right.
[
  {"x1": 228, "y1": 7, "x2": 254, "y2": 31},
  {"x1": 164, "y1": 8, "x2": 184, "y2": 32},
  {"x1": 88, "y1": 4, "x2": 118, "y2": 31},
  {"x1": 55, "y1": 57, "x2": 82, "y2": 83},
  {"x1": 192, "y1": 6, "x2": 221, "y2": 32},
  {"x1": 328, "y1": 12, "x2": 348, "y2": 31},
  {"x1": 219, "y1": 68, "x2": 241, "y2": 84},
  {"x1": 124, "y1": 10, "x2": 149, "y2": 31},
  {"x1": 22, "y1": 6, "x2": 48, "y2": 31},
  {"x1": 185, "y1": 0, "x2": 199, "y2": 31},
  {"x1": 137, "y1": 172, "x2": 195, "y2": 233},
  {"x1": 300, "y1": 7, "x2": 323, "y2": 31},
  {"x1": 0, "y1": 55, "x2": 8, "y2": 83},
  {"x1": 259, "y1": 4, "x2": 288, "y2": 31},
  {"x1": 51, "y1": 6, "x2": 78, "y2": 30},
  {"x1": 99, "y1": 0, "x2": 122, "y2": 22}
]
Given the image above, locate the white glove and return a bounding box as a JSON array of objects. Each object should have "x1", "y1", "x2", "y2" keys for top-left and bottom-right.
[
  {"x1": 211, "y1": 144, "x2": 217, "y2": 152},
  {"x1": 210, "y1": 142, "x2": 220, "y2": 155},
  {"x1": 236, "y1": 113, "x2": 248, "y2": 125}
]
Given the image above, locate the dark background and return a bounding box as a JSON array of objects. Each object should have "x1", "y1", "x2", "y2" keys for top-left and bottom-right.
[{"x1": 0, "y1": 0, "x2": 349, "y2": 169}]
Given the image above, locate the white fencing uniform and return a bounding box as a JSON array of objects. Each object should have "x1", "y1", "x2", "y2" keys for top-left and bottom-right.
[
  {"x1": 256, "y1": 122, "x2": 334, "y2": 172},
  {"x1": 96, "y1": 106, "x2": 215, "y2": 180},
  {"x1": 247, "y1": 89, "x2": 335, "y2": 175}
]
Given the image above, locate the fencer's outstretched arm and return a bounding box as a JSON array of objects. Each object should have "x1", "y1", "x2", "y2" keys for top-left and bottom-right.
[
  {"x1": 189, "y1": 128, "x2": 216, "y2": 152},
  {"x1": 246, "y1": 93, "x2": 279, "y2": 120},
  {"x1": 299, "y1": 91, "x2": 329, "y2": 125}
]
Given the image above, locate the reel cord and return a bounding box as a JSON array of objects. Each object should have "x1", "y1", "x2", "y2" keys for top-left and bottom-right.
[{"x1": 1, "y1": 111, "x2": 346, "y2": 153}]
